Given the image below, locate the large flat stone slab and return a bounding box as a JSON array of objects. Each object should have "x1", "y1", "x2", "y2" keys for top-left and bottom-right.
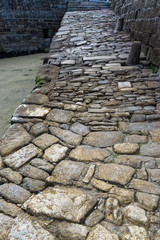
[
  {"x1": 70, "y1": 122, "x2": 90, "y2": 136},
  {"x1": 0, "y1": 124, "x2": 32, "y2": 156},
  {"x1": 47, "y1": 160, "x2": 86, "y2": 184},
  {"x1": 47, "y1": 109, "x2": 74, "y2": 123},
  {"x1": 86, "y1": 224, "x2": 119, "y2": 240},
  {"x1": 13, "y1": 104, "x2": 50, "y2": 118},
  {"x1": 119, "y1": 122, "x2": 160, "y2": 133},
  {"x1": 0, "y1": 183, "x2": 31, "y2": 204},
  {"x1": 0, "y1": 199, "x2": 23, "y2": 217},
  {"x1": 8, "y1": 213, "x2": 57, "y2": 240},
  {"x1": 43, "y1": 144, "x2": 68, "y2": 163},
  {"x1": 49, "y1": 127, "x2": 82, "y2": 146},
  {"x1": 32, "y1": 133, "x2": 59, "y2": 150},
  {"x1": 3, "y1": 144, "x2": 42, "y2": 169},
  {"x1": 83, "y1": 55, "x2": 116, "y2": 62},
  {"x1": 140, "y1": 143, "x2": 160, "y2": 157},
  {"x1": 129, "y1": 179, "x2": 160, "y2": 195},
  {"x1": 0, "y1": 168, "x2": 23, "y2": 184},
  {"x1": 123, "y1": 225, "x2": 150, "y2": 240},
  {"x1": 95, "y1": 164, "x2": 135, "y2": 185},
  {"x1": 52, "y1": 221, "x2": 89, "y2": 240},
  {"x1": 123, "y1": 204, "x2": 148, "y2": 226},
  {"x1": 83, "y1": 131, "x2": 124, "y2": 147},
  {"x1": 23, "y1": 186, "x2": 97, "y2": 223},
  {"x1": 69, "y1": 145, "x2": 110, "y2": 162},
  {"x1": 19, "y1": 165, "x2": 49, "y2": 180},
  {"x1": 0, "y1": 213, "x2": 14, "y2": 240}
]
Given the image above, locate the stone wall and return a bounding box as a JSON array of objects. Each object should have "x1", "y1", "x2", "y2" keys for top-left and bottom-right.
[
  {"x1": 112, "y1": 0, "x2": 160, "y2": 67},
  {"x1": 0, "y1": 0, "x2": 67, "y2": 57}
]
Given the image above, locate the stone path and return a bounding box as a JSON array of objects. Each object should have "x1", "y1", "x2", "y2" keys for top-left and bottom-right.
[{"x1": 0, "y1": 9, "x2": 160, "y2": 240}]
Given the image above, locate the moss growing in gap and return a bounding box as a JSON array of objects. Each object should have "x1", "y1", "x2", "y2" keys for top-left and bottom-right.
[{"x1": 150, "y1": 64, "x2": 159, "y2": 74}]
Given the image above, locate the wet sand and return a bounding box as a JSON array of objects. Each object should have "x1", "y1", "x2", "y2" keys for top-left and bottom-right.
[{"x1": 0, "y1": 53, "x2": 46, "y2": 138}]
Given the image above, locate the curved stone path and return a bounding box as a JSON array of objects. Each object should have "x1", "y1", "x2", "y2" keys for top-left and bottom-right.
[{"x1": 0, "y1": 9, "x2": 160, "y2": 240}]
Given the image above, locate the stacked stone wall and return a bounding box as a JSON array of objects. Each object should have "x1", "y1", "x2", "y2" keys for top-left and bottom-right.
[
  {"x1": 112, "y1": 0, "x2": 160, "y2": 67},
  {"x1": 0, "y1": 0, "x2": 67, "y2": 57}
]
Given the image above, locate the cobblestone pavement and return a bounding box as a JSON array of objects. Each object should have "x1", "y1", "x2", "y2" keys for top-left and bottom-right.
[{"x1": 0, "y1": 9, "x2": 160, "y2": 240}]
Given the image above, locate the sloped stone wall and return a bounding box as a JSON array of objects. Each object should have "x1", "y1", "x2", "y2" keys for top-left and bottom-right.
[
  {"x1": 112, "y1": 0, "x2": 160, "y2": 67},
  {"x1": 0, "y1": 0, "x2": 67, "y2": 57}
]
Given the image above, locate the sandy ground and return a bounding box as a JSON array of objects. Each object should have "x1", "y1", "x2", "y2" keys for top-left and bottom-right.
[{"x1": 0, "y1": 53, "x2": 46, "y2": 138}]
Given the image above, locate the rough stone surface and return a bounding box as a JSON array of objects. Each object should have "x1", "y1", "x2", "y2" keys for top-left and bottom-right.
[
  {"x1": 129, "y1": 179, "x2": 160, "y2": 195},
  {"x1": 91, "y1": 178, "x2": 113, "y2": 192},
  {"x1": 114, "y1": 143, "x2": 139, "y2": 154},
  {"x1": 47, "y1": 160, "x2": 86, "y2": 185},
  {"x1": 147, "y1": 169, "x2": 160, "y2": 182},
  {"x1": 70, "y1": 122, "x2": 90, "y2": 136},
  {"x1": 0, "y1": 155, "x2": 3, "y2": 169},
  {"x1": 19, "y1": 165, "x2": 49, "y2": 180},
  {"x1": 109, "y1": 187, "x2": 134, "y2": 204},
  {"x1": 150, "y1": 129, "x2": 160, "y2": 143},
  {"x1": 122, "y1": 225, "x2": 150, "y2": 240},
  {"x1": 86, "y1": 224, "x2": 119, "y2": 240},
  {"x1": 13, "y1": 104, "x2": 50, "y2": 118},
  {"x1": 43, "y1": 144, "x2": 68, "y2": 163},
  {"x1": 30, "y1": 122, "x2": 48, "y2": 136},
  {"x1": 0, "y1": 183, "x2": 31, "y2": 204},
  {"x1": 136, "y1": 192, "x2": 159, "y2": 211},
  {"x1": 30, "y1": 158, "x2": 54, "y2": 173},
  {"x1": 3, "y1": 144, "x2": 42, "y2": 169},
  {"x1": 23, "y1": 177, "x2": 45, "y2": 192},
  {"x1": 123, "y1": 204, "x2": 148, "y2": 226},
  {"x1": 33, "y1": 133, "x2": 59, "y2": 149},
  {"x1": 140, "y1": 143, "x2": 160, "y2": 157},
  {"x1": 50, "y1": 221, "x2": 89, "y2": 240},
  {"x1": 0, "y1": 168, "x2": 23, "y2": 184},
  {"x1": 0, "y1": 124, "x2": 32, "y2": 156},
  {"x1": 105, "y1": 197, "x2": 123, "y2": 226},
  {"x1": 96, "y1": 164, "x2": 135, "y2": 185},
  {"x1": 0, "y1": 199, "x2": 23, "y2": 217},
  {"x1": 83, "y1": 164, "x2": 96, "y2": 183},
  {"x1": 24, "y1": 93, "x2": 49, "y2": 105},
  {"x1": 83, "y1": 132, "x2": 124, "y2": 147},
  {"x1": 49, "y1": 127, "x2": 82, "y2": 146},
  {"x1": 85, "y1": 209, "x2": 104, "y2": 227},
  {"x1": 0, "y1": 213, "x2": 14, "y2": 240},
  {"x1": 69, "y1": 145, "x2": 109, "y2": 162},
  {"x1": 8, "y1": 213, "x2": 57, "y2": 240},
  {"x1": 23, "y1": 186, "x2": 97, "y2": 223},
  {"x1": 47, "y1": 109, "x2": 74, "y2": 123}
]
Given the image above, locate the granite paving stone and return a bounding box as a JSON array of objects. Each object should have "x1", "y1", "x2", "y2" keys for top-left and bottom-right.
[
  {"x1": 69, "y1": 145, "x2": 110, "y2": 162},
  {"x1": 86, "y1": 224, "x2": 119, "y2": 240},
  {"x1": 43, "y1": 144, "x2": 68, "y2": 163},
  {"x1": 32, "y1": 133, "x2": 59, "y2": 149},
  {"x1": 0, "y1": 199, "x2": 23, "y2": 217},
  {"x1": 0, "y1": 124, "x2": 32, "y2": 156},
  {"x1": 47, "y1": 160, "x2": 87, "y2": 185},
  {"x1": 49, "y1": 127, "x2": 82, "y2": 146},
  {"x1": 95, "y1": 163, "x2": 135, "y2": 185},
  {"x1": 13, "y1": 104, "x2": 51, "y2": 118},
  {"x1": 3, "y1": 144, "x2": 42, "y2": 169},
  {"x1": 23, "y1": 186, "x2": 97, "y2": 223},
  {"x1": 0, "y1": 168, "x2": 23, "y2": 184},
  {"x1": 83, "y1": 131, "x2": 124, "y2": 147},
  {"x1": 46, "y1": 109, "x2": 74, "y2": 123},
  {"x1": 19, "y1": 165, "x2": 49, "y2": 181},
  {"x1": 0, "y1": 183, "x2": 31, "y2": 204},
  {"x1": 8, "y1": 213, "x2": 58, "y2": 240}
]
